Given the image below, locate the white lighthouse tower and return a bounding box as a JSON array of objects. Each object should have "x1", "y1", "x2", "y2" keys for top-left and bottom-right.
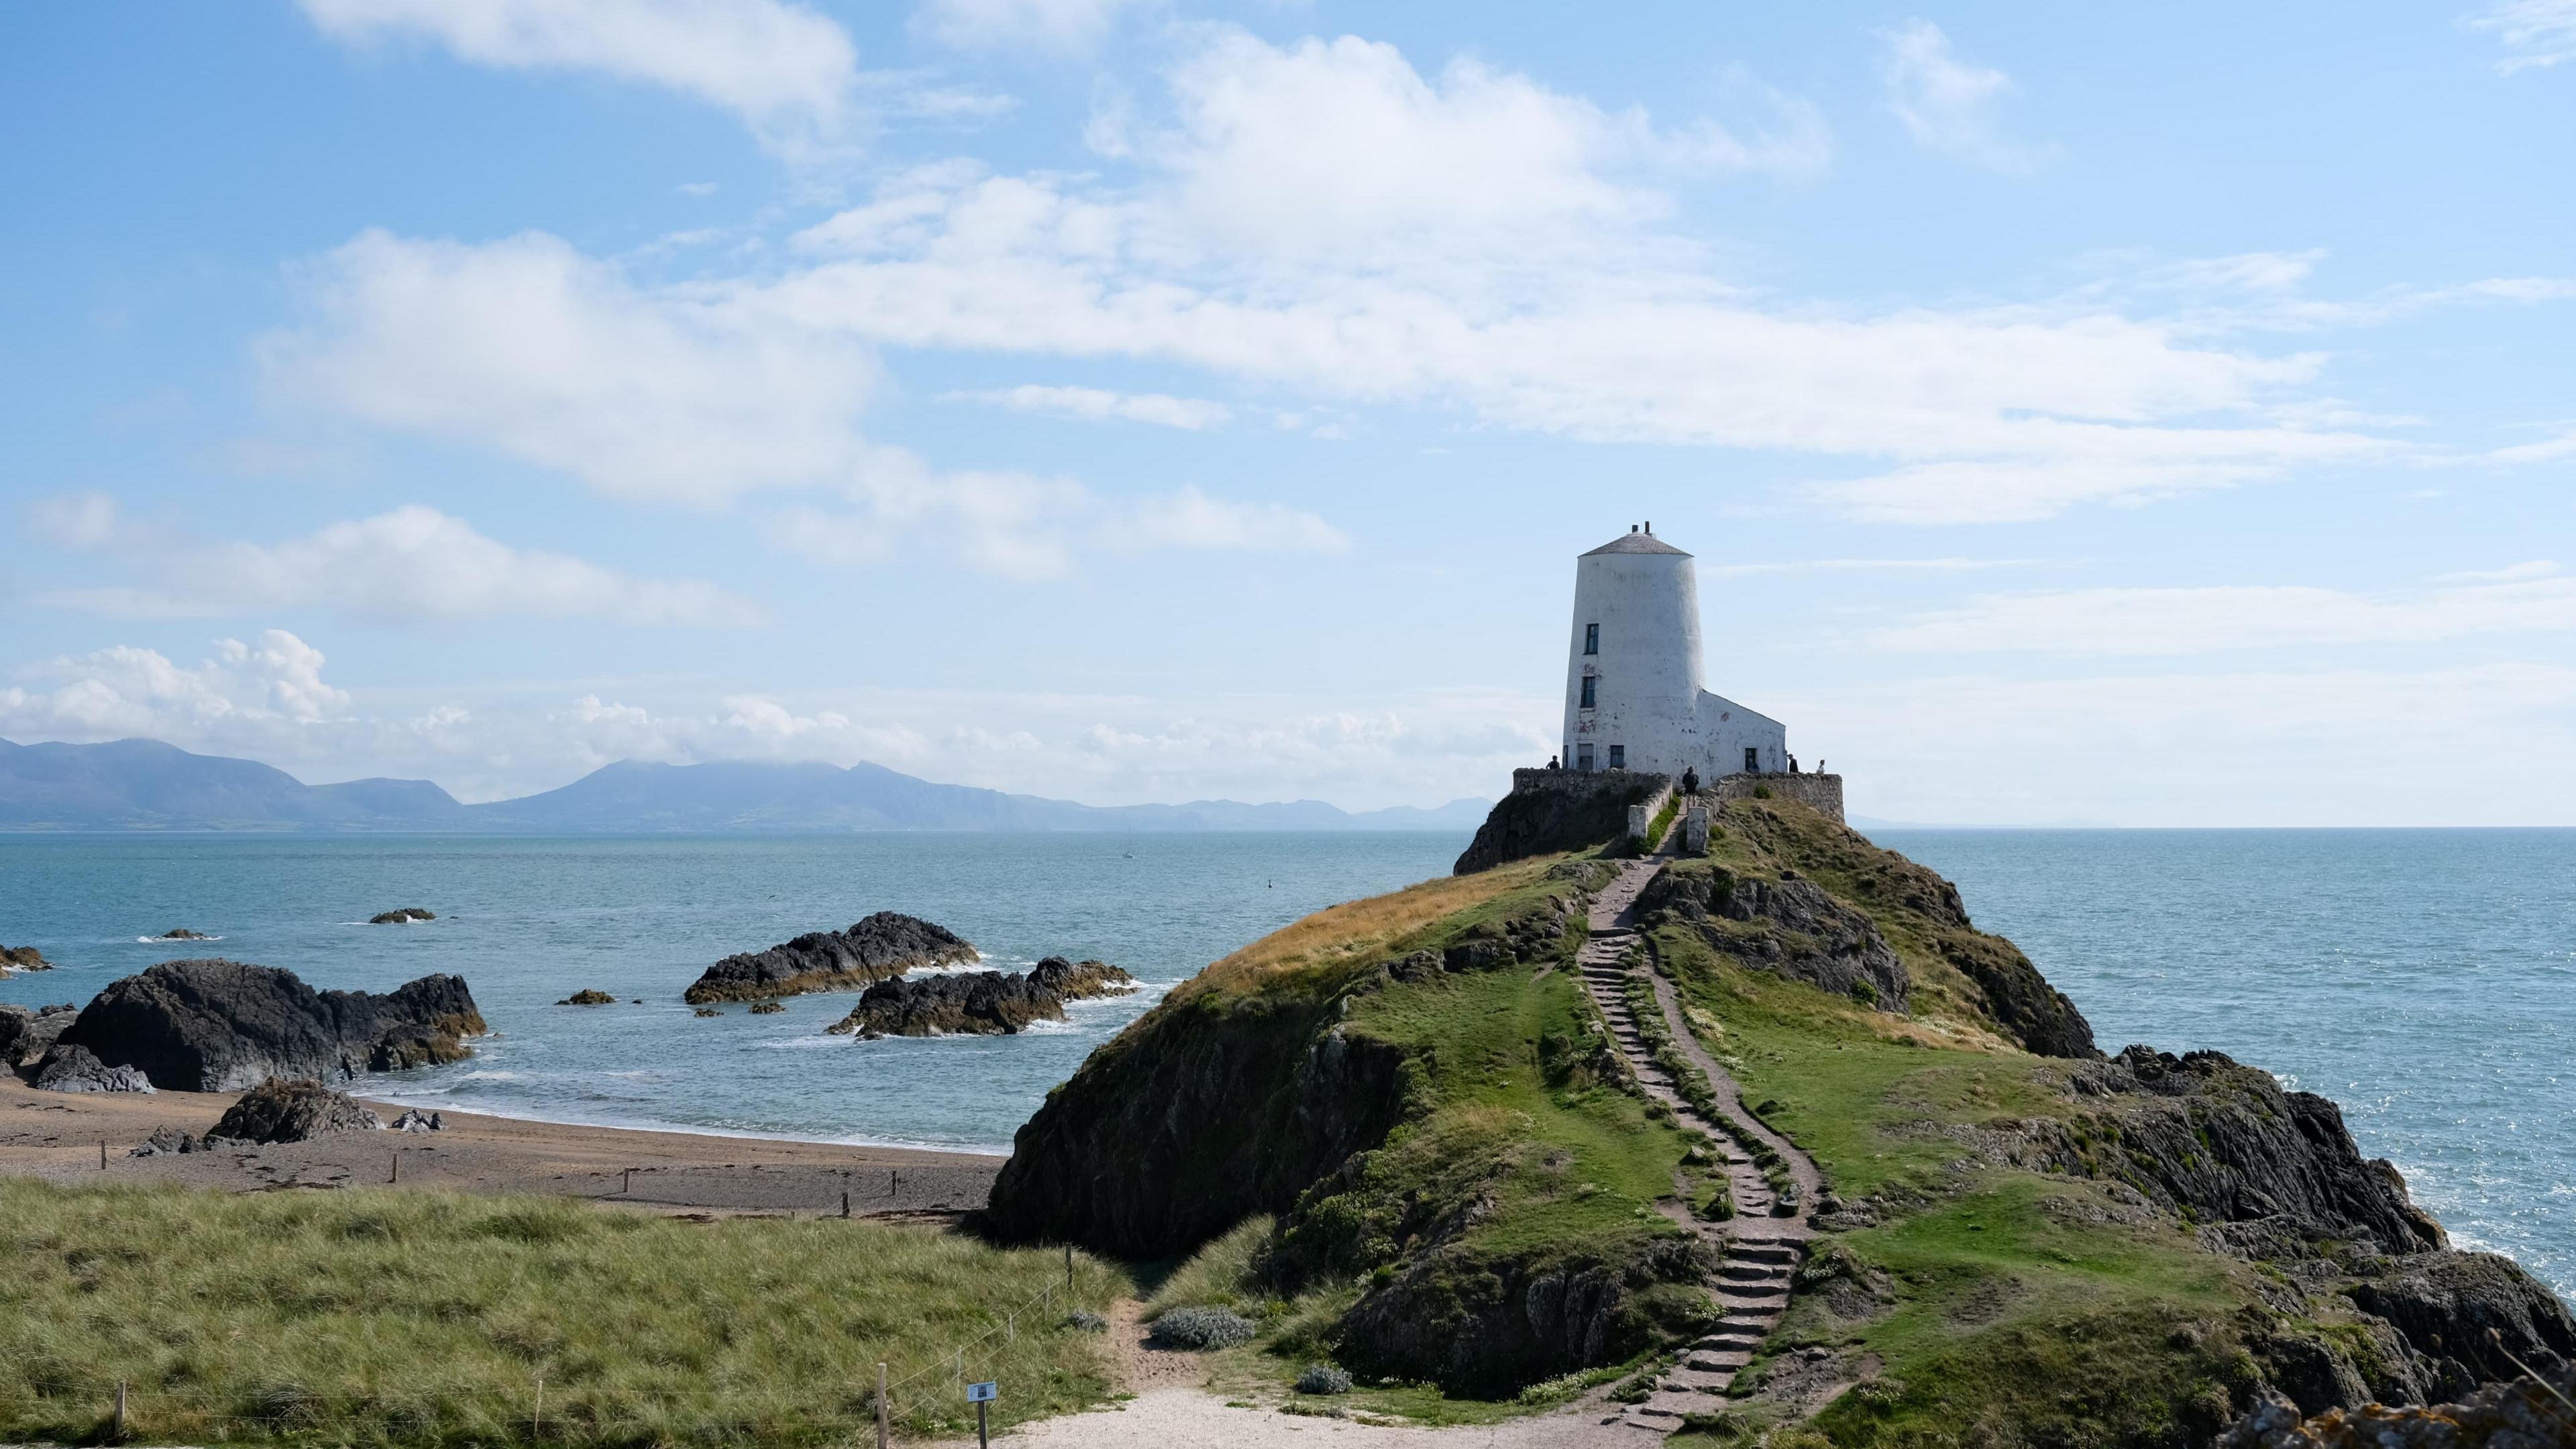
[{"x1": 1561, "y1": 525, "x2": 1785, "y2": 778}]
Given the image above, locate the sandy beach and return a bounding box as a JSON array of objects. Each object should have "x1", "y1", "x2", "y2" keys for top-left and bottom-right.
[{"x1": 0, "y1": 1076, "x2": 1002, "y2": 1216}]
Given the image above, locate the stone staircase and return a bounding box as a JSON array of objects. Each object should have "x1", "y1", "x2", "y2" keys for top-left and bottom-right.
[{"x1": 1574, "y1": 855, "x2": 1817, "y2": 1434}]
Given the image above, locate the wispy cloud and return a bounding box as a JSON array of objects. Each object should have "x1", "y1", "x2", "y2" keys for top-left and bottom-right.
[
  {"x1": 2469, "y1": 0, "x2": 2576, "y2": 70},
  {"x1": 297, "y1": 0, "x2": 861, "y2": 153},
  {"x1": 946, "y1": 383, "x2": 1232, "y2": 430},
  {"x1": 30, "y1": 500, "x2": 761, "y2": 627},
  {"x1": 1876, "y1": 19, "x2": 2057, "y2": 172},
  {"x1": 1701, "y1": 557, "x2": 2063, "y2": 578},
  {"x1": 914, "y1": 0, "x2": 1161, "y2": 53},
  {"x1": 1871, "y1": 566, "x2": 2576, "y2": 654}
]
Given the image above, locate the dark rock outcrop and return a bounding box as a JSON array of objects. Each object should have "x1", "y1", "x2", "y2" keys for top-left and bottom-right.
[
  {"x1": 1027, "y1": 956, "x2": 1137, "y2": 999},
  {"x1": 829, "y1": 970, "x2": 1064, "y2": 1038},
  {"x1": 1454, "y1": 771, "x2": 1668, "y2": 875},
  {"x1": 158, "y1": 928, "x2": 211, "y2": 940},
  {"x1": 209, "y1": 1077, "x2": 382, "y2": 1142},
  {"x1": 1939, "y1": 930, "x2": 2098, "y2": 1058},
  {"x1": 2053, "y1": 1046, "x2": 2450, "y2": 1255},
  {"x1": 557, "y1": 989, "x2": 616, "y2": 1006},
  {"x1": 684, "y1": 912, "x2": 975, "y2": 1003},
  {"x1": 32, "y1": 1043, "x2": 155, "y2": 1093},
  {"x1": 54, "y1": 959, "x2": 485, "y2": 1091},
  {"x1": 2, "y1": 943, "x2": 54, "y2": 973},
  {"x1": 1337, "y1": 1236, "x2": 1716, "y2": 1397},
  {"x1": 2, "y1": 1002, "x2": 78, "y2": 1068},
  {"x1": 368, "y1": 908, "x2": 435, "y2": 924},
  {"x1": 2218, "y1": 1361, "x2": 2576, "y2": 1448},
  {"x1": 985, "y1": 998, "x2": 1410, "y2": 1259},
  {"x1": 1642, "y1": 865, "x2": 1911, "y2": 1011}
]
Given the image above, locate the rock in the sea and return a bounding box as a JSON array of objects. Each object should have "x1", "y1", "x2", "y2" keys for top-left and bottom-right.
[
  {"x1": 557, "y1": 989, "x2": 616, "y2": 1006},
  {"x1": 684, "y1": 912, "x2": 975, "y2": 1004},
  {"x1": 1, "y1": 1002, "x2": 79, "y2": 1068},
  {"x1": 747, "y1": 1000, "x2": 785, "y2": 1014},
  {"x1": 368, "y1": 908, "x2": 436, "y2": 924},
  {"x1": 53, "y1": 959, "x2": 486, "y2": 1091},
  {"x1": 391, "y1": 1108, "x2": 443, "y2": 1132},
  {"x1": 692, "y1": 1006, "x2": 722, "y2": 1018},
  {"x1": 1028, "y1": 957, "x2": 1138, "y2": 1000},
  {"x1": 158, "y1": 928, "x2": 211, "y2": 941},
  {"x1": 210, "y1": 1077, "x2": 382, "y2": 1142},
  {"x1": 1, "y1": 943, "x2": 54, "y2": 974},
  {"x1": 827, "y1": 969, "x2": 1063, "y2": 1038},
  {"x1": 32, "y1": 1043, "x2": 156, "y2": 1093}
]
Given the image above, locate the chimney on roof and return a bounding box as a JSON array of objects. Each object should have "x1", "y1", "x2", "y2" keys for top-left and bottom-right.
[{"x1": 1645, "y1": 521, "x2": 1652, "y2": 533}]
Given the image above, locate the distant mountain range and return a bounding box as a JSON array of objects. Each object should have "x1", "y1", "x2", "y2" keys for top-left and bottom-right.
[{"x1": 0, "y1": 737, "x2": 1492, "y2": 834}]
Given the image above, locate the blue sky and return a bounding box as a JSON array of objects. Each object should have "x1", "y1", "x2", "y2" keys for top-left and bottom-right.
[{"x1": 3, "y1": 0, "x2": 2573, "y2": 824}]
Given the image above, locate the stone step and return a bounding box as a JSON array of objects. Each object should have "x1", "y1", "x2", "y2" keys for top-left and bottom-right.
[
  {"x1": 1659, "y1": 1365, "x2": 1736, "y2": 1393},
  {"x1": 1683, "y1": 1350, "x2": 1751, "y2": 1373},
  {"x1": 1694, "y1": 1330, "x2": 1765, "y2": 1350},
  {"x1": 1729, "y1": 1244, "x2": 1800, "y2": 1264},
  {"x1": 1719, "y1": 1265, "x2": 1790, "y2": 1285}
]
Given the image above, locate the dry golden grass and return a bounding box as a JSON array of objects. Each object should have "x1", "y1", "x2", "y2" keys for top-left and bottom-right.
[{"x1": 1182, "y1": 857, "x2": 1557, "y2": 1000}]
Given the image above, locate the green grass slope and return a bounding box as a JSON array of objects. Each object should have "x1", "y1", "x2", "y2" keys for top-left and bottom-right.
[
  {"x1": 990, "y1": 795, "x2": 2571, "y2": 1442},
  {"x1": 0, "y1": 1182, "x2": 1120, "y2": 1446}
]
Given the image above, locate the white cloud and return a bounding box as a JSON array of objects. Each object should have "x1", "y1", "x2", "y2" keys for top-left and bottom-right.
[
  {"x1": 1876, "y1": 19, "x2": 2055, "y2": 172},
  {"x1": 914, "y1": 0, "x2": 1158, "y2": 52},
  {"x1": 36, "y1": 503, "x2": 761, "y2": 627},
  {"x1": 25, "y1": 491, "x2": 120, "y2": 549},
  {"x1": 764, "y1": 447, "x2": 1346, "y2": 580},
  {"x1": 1870, "y1": 566, "x2": 2576, "y2": 654},
  {"x1": 297, "y1": 0, "x2": 859, "y2": 150},
  {"x1": 1144, "y1": 32, "x2": 1828, "y2": 267},
  {"x1": 2470, "y1": 0, "x2": 2576, "y2": 70},
  {"x1": 262, "y1": 229, "x2": 877, "y2": 507},
  {"x1": 1115, "y1": 484, "x2": 1348, "y2": 554},
  {"x1": 949, "y1": 382, "x2": 1232, "y2": 429},
  {"x1": 1, "y1": 631, "x2": 354, "y2": 742}
]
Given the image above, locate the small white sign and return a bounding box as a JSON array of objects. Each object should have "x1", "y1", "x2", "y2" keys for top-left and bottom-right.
[{"x1": 966, "y1": 1382, "x2": 998, "y2": 1403}]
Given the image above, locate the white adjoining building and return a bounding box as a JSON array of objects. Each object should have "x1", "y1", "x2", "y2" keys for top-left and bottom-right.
[{"x1": 1560, "y1": 524, "x2": 1788, "y2": 778}]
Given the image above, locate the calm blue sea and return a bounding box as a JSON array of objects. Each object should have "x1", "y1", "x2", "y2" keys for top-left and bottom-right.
[{"x1": 1, "y1": 828, "x2": 2567, "y2": 1297}]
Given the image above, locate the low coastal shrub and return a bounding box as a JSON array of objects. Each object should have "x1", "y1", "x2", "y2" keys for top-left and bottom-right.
[
  {"x1": 1295, "y1": 1364, "x2": 1354, "y2": 1395},
  {"x1": 1147, "y1": 1305, "x2": 1258, "y2": 1350},
  {"x1": 0, "y1": 1180, "x2": 1120, "y2": 1447}
]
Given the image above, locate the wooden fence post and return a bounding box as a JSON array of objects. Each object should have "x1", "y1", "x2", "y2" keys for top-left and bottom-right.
[
  {"x1": 875, "y1": 1362, "x2": 889, "y2": 1449},
  {"x1": 113, "y1": 1380, "x2": 127, "y2": 1440},
  {"x1": 532, "y1": 1374, "x2": 543, "y2": 1440}
]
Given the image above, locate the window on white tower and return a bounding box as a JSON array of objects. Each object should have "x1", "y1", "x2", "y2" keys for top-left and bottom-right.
[
  {"x1": 1583, "y1": 623, "x2": 1599, "y2": 655},
  {"x1": 1607, "y1": 745, "x2": 1625, "y2": 769},
  {"x1": 1580, "y1": 676, "x2": 1597, "y2": 708}
]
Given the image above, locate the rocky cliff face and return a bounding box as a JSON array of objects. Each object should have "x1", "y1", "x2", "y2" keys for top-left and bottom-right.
[
  {"x1": 981, "y1": 986, "x2": 1409, "y2": 1256},
  {"x1": 1452, "y1": 773, "x2": 1664, "y2": 874},
  {"x1": 51, "y1": 959, "x2": 484, "y2": 1091},
  {"x1": 1642, "y1": 863, "x2": 1913, "y2": 1012},
  {"x1": 683, "y1": 912, "x2": 975, "y2": 1003}
]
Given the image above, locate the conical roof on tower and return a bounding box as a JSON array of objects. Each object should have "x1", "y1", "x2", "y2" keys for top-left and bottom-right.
[{"x1": 1580, "y1": 528, "x2": 1690, "y2": 557}]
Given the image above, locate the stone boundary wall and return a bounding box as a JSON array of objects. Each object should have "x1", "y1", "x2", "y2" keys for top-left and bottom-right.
[
  {"x1": 1507, "y1": 767, "x2": 1674, "y2": 798},
  {"x1": 1699, "y1": 772, "x2": 1843, "y2": 823}
]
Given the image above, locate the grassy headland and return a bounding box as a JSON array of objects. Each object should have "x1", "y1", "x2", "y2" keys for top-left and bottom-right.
[
  {"x1": 0, "y1": 1180, "x2": 1119, "y2": 1446},
  {"x1": 989, "y1": 796, "x2": 2571, "y2": 1442}
]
